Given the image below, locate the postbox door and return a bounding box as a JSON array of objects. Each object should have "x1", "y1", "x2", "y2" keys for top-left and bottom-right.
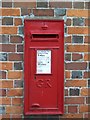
[{"x1": 29, "y1": 47, "x2": 59, "y2": 111}]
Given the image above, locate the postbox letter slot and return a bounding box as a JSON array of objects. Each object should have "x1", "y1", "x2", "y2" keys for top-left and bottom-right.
[{"x1": 30, "y1": 33, "x2": 59, "y2": 41}]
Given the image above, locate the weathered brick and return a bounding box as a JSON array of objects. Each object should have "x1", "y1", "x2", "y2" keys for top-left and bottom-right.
[
  {"x1": 84, "y1": 53, "x2": 90, "y2": 61},
  {"x1": 72, "y1": 71, "x2": 82, "y2": 78},
  {"x1": 81, "y1": 88, "x2": 88, "y2": 96},
  {"x1": 79, "y1": 105, "x2": 88, "y2": 113},
  {"x1": 0, "y1": 71, "x2": 6, "y2": 79},
  {"x1": 67, "y1": 9, "x2": 89, "y2": 17},
  {"x1": 85, "y1": 2, "x2": 90, "y2": 9},
  {"x1": 73, "y1": 18, "x2": 84, "y2": 26},
  {"x1": 65, "y1": 62, "x2": 87, "y2": 70},
  {"x1": 17, "y1": 45, "x2": 23, "y2": 52},
  {"x1": 67, "y1": 45, "x2": 88, "y2": 52},
  {"x1": 65, "y1": 80, "x2": 87, "y2": 87},
  {"x1": 69, "y1": 88, "x2": 79, "y2": 96},
  {"x1": 0, "y1": 106, "x2": 5, "y2": 114},
  {"x1": 68, "y1": 106, "x2": 77, "y2": 113},
  {"x1": 88, "y1": 80, "x2": 90, "y2": 88},
  {"x1": 0, "y1": 89, "x2": 6, "y2": 96},
  {"x1": 65, "y1": 54, "x2": 71, "y2": 61},
  {"x1": 72, "y1": 53, "x2": 83, "y2": 61},
  {"x1": 8, "y1": 53, "x2": 23, "y2": 61},
  {"x1": 14, "y1": 1, "x2": 36, "y2": 8},
  {"x1": 14, "y1": 62, "x2": 23, "y2": 70},
  {"x1": 14, "y1": 80, "x2": 23, "y2": 88},
  {"x1": 33, "y1": 9, "x2": 54, "y2": 16},
  {"x1": 49, "y1": 1, "x2": 72, "y2": 8},
  {"x1": 0, "y1": 44, "x2": 15, "y2": 52},
  {"x1": 8, "y1": 71, "x2": 22, "y2": 79},
  {"x1": 68, "y1": 27, "x2": 88, "y2": 34},
  {"x1": 10, "y1": 35, "x2": 23, "y2": 43},
  {"x1": 72, "y1": 36, "x2": 83, "y2": 43},
  {"x1": 12, "y1": 98, "x2": 23, "y2": 105},
  {"x1": 14, "y1": 18, "x2": 22, "y2": 26},
  {"x1": 0, "y1": 53, "x2": 7, "y2": 61},
  {"x1": 65, "y1": 71, "x2": 70, "y2": 79},
  {"x1": 0, "y1": 35, "x2": 9, "y2": 43},
  {"x1": 2, "y1": 2, "x2": 12, "y2": 7},
  {"x1": 7, "y1": 89, "x2": 23, "y2": 97},
  {"x1": 1, "y1": 98, "x2": 11, "y2": 105},
  {"x1": 73, "y1": 2, "x2": 84, "y2": 9},
  {"x1": 37, "y1": 0, "x2": 48, "y2": 8},
  {"x1": 1, "y1": 27, "x2": 17, "y2": 34},
  {"x1": 65, "y1": 36, "x2": 71, "y2": 43},
  {"x1": 6, "y1": 106, "x2": 23, "y2": 114},
  {"x1": 18, "y1": 26, "x2": 24, "y2": 35},
  {"x1": 2, "y1": 80, "x2": 13, "y2": 88},
  {"x1": 0, "y1": 62, "x2": 13, "y2": 70},
  {"x1": 54, "y1": 8, "x2": 66, "y2": 16},
  {"x1": 86, "y1": 97, "x2": 90, "y2": 104},
  {"x1": 1, "y1": 114, "x2": 10, "y2": 119},
  {"x1": 1, "y1": 8, "x2": 20, "y2": 16},
  {"x1": 65, "y1": 97, "x2": 84, "y2": 104},
  {"x1": 2, "y1": 17, "x2": 13, "y2": 25}
]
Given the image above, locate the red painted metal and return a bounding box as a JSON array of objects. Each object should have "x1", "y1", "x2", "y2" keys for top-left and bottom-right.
[{"x1": 24, "y1": 19, "x2": 64, "y2": 115}]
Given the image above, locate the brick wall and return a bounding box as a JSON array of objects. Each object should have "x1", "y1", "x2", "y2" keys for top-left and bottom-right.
[{"x1": 0, "y1": 0, "x2": 89, "y2": 119}]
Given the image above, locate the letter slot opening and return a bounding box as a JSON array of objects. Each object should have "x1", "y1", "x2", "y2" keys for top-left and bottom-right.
[{"x1": 30, "y1": 33, "x2": 59, "y2": 41}]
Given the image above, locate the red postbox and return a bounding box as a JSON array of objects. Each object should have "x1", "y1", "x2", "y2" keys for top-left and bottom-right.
[{"x1": 24, "y1": 19, "x2": 64, "y2": 115}]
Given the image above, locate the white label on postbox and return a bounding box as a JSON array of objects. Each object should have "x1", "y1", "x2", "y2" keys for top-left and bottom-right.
[{"x1": 37, "y1": 50, "x2": 51, "y2": 74}]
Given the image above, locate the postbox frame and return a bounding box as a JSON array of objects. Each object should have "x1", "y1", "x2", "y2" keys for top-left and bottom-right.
[{"x1": 24, "y1": 19, "x2": 64, "y2": 115}]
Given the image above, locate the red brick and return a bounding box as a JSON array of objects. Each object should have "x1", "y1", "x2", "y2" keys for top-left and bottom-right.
[
  {"x1": 1, "y1": 8, "x2": 20, "y2": 16},
  {"x1": 68, "y1": 27, "x2": 89, "y2": 34},
  {"x1": 6, "y1": 106, "x2": 23, "y2": 114},
  {"x1": 72, "y1": 53, "x2": 83, "y2": 61},
  {"x1": 2, "y1": 80, "x2": 13, "y2": 88},
  {"x1": 84, "y1": 53, "x2": 90, "y2": 61},
  {"x1": 85, "y1": 18, "x2": 90, "y2": 26},
  {"x1": 12, "y1": 98, "x2": 23, "y2": 105},
  {"x1": 8, "y1": 71, "x2": 22, "y2": 79},
  {"x1": 0, "y1": 62, "x2": 13, "y2": 70},
  {"x1": 7, "y1": 89, "x2": 23, "y2": 97},
  {"x1": 0, "y1": 98, "x2": 11, "y2": 105},
  {"x1": 61, "y1": 113, "x2": 83, "y2": 118},
  {"x1": 67, "y1": 9, "x2": 89, "y2": 17},
  {"x1": 84, "y1": 36, "x2": 90, "y2": 43},
  {"x1": 68, "y1": 106, "x2": 77, "y2": 113},
  {"x1": 0, "y1": 44, "x2": 15, "y2": 52},
  {"x1": 65, "y1": 97, "x2": 84, "y2": 104},
  {"x1": 65, "y1": 36, "x2": 71, "y2": 43},
  {"x1": 14, "y1": 18, "x2": 22, "y2": 26},
  {"x1": 1, "y1": 27, "x2": 17, "y2": 34},
  {"x1": 79, "y1": 105, "x2": 88, "y2": 113},
  {"x1": 81, "y1": 88, "x2": 88, "y2": 96},
  {"x1": 65, "y1": 62, "x2": 87, "y2": 70},
  {"x1": 66, "y1": 19, "x2": 71, "y2": 26},
  {"x1": 65, "y1": 80, "x2": 87, "y2": 87},
  {"x1": 65, "y1": 71, "x2": 71, "y2": 78},
  {"x1": 84, "y1": 71, "x2": 90, "y2": 78},
  {"x1": 11, "y1": 115, "x2": 22, "y2": 119},
  {"x1": 67, "y1": 45, "x2": 88, "y2": 52},
  {"x1": 8, "y1": 53, "x2": 23, "y2": 61},
  {"x1": 33, "y1": 9, "x2": 54, "y2": 16},
  {"x1": 65, "y1": 89, "x2": 68, "y2": 96}
]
